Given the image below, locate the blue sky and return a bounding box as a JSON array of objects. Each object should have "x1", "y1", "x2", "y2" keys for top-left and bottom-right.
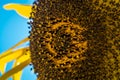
[{"x1": 0, "y1": 0, "x2": 37, "y2": 80}]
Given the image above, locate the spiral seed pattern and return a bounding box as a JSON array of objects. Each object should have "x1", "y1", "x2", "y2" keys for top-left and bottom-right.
[{"x1": 29, "y1": 0, "x2": 120, "y2": 80}]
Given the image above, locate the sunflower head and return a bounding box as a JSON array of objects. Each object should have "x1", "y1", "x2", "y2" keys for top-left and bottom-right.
[
  {"x1": 29, "y1": 0, "x2": 120, "y2": 80},
  {"x1": 1, "y1": 0, "x2": 120, "y2": 80}
]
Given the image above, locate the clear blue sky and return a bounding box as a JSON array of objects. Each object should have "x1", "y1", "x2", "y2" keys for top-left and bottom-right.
[{"x1": 0, "y1": 0, "x2": 37, "y2": 80}]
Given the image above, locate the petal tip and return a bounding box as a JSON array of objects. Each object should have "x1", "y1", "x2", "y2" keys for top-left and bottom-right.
[{"x1": 3, "y1": 3, "x2": 15, "y2": 10}]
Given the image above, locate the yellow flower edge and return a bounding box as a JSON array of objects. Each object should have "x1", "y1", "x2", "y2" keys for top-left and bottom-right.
[
  {"x1": 0, "y1": 38, "x2": 31, "y2": 80},
  {"x1": 12, "y1": 49, "x2": 31, "y2": 80},
  {"x1": 0, "y1": 59, "x2": 31, "y2": 80},
  {"x1": 3, "y1": 3, "x2": 32, "y2": 18},
  {"x1": 1, "y1": 3, "x2": 32, "y2": 80}
]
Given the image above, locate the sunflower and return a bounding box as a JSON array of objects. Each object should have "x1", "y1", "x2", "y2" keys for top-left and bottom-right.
[
  {"x1": 1, "y1": 0, "x2": 120, "y2": 80},
  {"x1": 0, "y1": 3, "x2": 33, "y2": 80}
]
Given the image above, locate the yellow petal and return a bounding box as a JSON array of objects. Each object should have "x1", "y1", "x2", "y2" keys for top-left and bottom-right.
[
  {"x1": 0, "y1": 38, "x2": 29, "y2": 58},
  {"x1": 13, "y1": 70, "x2": 22, "y2": 80},
  {"x1": 0, "y1": 38, "x2": 29, "y2": 77},
  {"x1": 9, "y1": 38, "x2": 29, "y2": 51},
  {"x1": 0, "y1": 59, "x2": 31, "y2": 80},
  {"x1": 0, "y1": 47, "x2": 29, "y2": 66},
  {"x1": 12, "y1": 49, "x2": 31, "y2": 80},
  {"x1": 3, "y1": 3, "x2": 32, "y2": 18},
  {"x1": 0, "y1": 63, "x2": 6, "y2": 74}
]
